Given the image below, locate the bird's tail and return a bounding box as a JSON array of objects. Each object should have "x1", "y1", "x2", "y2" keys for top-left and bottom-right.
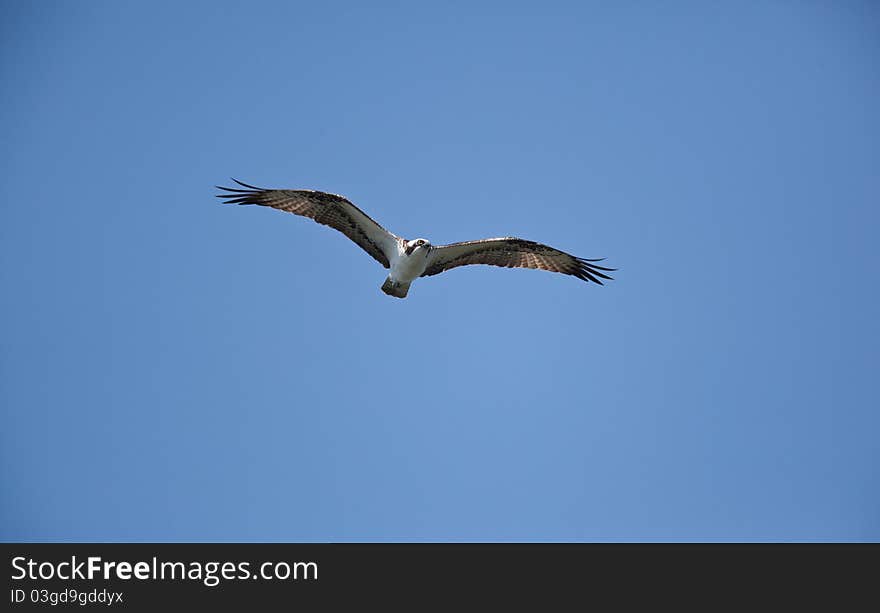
[{"x1": 381, "y1": 277, "x2": 410, "y2": 299}]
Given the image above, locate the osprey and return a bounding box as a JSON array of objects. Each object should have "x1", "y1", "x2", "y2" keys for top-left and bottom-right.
[{"x1": 216, "y1": 179, "x2": 615, "y2": 298}]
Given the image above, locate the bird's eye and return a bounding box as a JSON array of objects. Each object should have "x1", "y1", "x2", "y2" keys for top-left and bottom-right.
[{"x1": 418, "y1": 240, "x2": 425, "y2": 246}]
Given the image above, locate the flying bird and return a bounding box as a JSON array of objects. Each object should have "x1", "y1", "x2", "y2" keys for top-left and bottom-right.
[{"x1": 216, "y1": 179, "x2": 615, "y2": 298}]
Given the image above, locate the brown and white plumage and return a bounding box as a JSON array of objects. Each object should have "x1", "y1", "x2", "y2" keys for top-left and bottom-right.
[
  {"x1": 216, "y1": 179, "x2": 397, "y2": 268},
  {"x1": 422, "y1": 237, "x2": 614, "y2": 285},
  {"x1": 216, "y1": 179, "x2": 615, "y2": 298}
]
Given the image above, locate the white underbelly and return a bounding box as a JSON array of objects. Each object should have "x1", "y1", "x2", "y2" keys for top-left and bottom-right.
[{"x1": 390, "y1": 252, "x2": 429, "y2": 283}]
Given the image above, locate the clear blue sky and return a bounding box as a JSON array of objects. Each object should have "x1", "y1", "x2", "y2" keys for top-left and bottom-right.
[{"x1": 2, "y1": 1, "x2": 878, "y2": 542}]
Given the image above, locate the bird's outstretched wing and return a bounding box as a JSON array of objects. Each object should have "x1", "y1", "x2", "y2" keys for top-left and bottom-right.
[
  {"x1": 216, "y1": 179, "x2": 398, "y2": 268},
  {"x1": 422, "y1": 237, "x2": 615, "y2": 285}
]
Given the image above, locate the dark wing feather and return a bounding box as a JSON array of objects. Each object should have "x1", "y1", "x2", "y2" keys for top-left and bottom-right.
[
  {"x1": 422, "y1": 237, "x2": 615, "y2": 285},
  {"x1": 216, "y1": 179, "x2": 397, "y2": 268}
]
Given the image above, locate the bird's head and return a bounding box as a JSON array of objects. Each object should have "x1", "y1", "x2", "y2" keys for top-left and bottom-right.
[{"x1": 404, "y1": 238, "x2": 432, "y2": 256}]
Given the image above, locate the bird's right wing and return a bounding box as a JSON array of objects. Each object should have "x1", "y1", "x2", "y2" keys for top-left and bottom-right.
[
  {"x1": 216, "y1": 179, "x2": 399, "y2": 268},
  {"x1": 422, "y1": 237, "x2": 614, "y2": 284}
]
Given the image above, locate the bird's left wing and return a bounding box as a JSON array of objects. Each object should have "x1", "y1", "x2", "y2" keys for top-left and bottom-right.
[
  {"x1": 422, "y1": 237, "x2": 615, "y2": 285},
  {"x1": 216, "y1": 179, "x2": 398, "y2": 268}
]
